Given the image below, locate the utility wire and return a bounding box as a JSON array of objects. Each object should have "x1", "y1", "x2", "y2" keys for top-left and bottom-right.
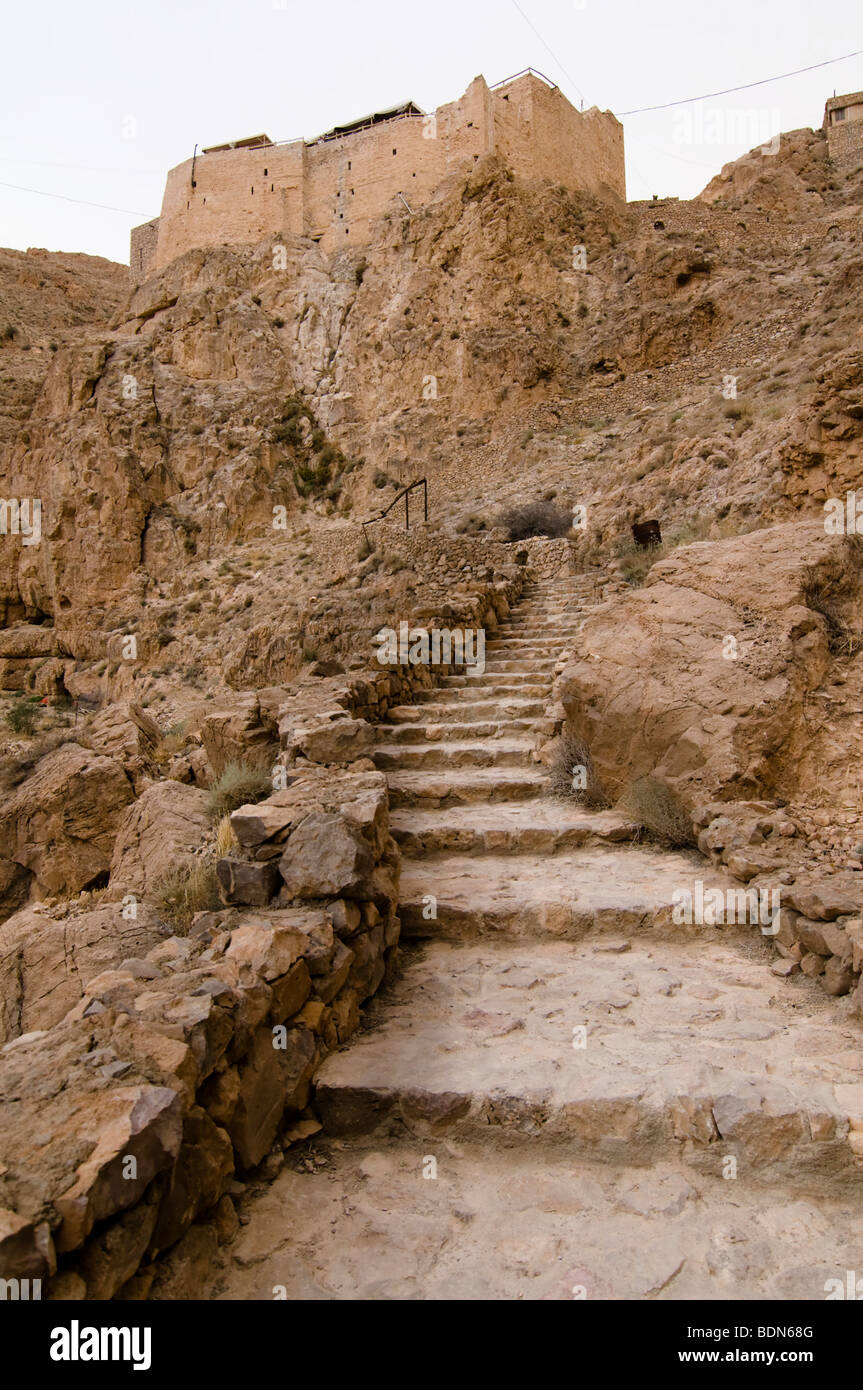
[
  {"x1": 0, "y1": 180, "x2": 152, "y2": 217},
  {"x1": 508, "y1": 0, "x2": 586, "y2": 105},
  {"x1": 620, "y1": 46, "x2": 863, "y2": 115},
  {"x1": 0, "y1": 155, "x2": 160, "y2": 176}
]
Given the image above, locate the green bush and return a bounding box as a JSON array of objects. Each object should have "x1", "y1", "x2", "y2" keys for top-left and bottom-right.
[{"x1": 6, "y1": 699, "x2": 39, "y2": 734}]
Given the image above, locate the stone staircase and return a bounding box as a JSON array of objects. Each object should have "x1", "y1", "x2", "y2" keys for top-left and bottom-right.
[{"x1": 211, "y1": 577, "x2": 863, "y2": 1301}]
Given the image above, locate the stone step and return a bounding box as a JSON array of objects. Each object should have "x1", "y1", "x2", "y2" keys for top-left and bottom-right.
[
  {"x1": 373, "y1": 739, "x2": 535, "y2": 771},
  {"x1": 386, "y1": 768, "x2": 549, "y2": 808},
  {"x1": 386, "y1": 697, "x2": 547, "y2": 723},
  {"x1": 377, "y1": 718, "x2": 541, "y2": 744},
  {"x1": 507, "y1": 609, "x2": 576, "y2": 619},
  {"x1": 493, "y1": 637, "x2": 578, "y2": 648},
  {"x1": 216, "y1": 1135, "x2": 863, "y2": 1300},
  {"x1": 390, "y1": 800, "x2": 638, "y2": 855},
  {"x1": 482, "y1": 659, "x2": 559, "y2": 673},
  {"x1": 397, "y1": 847, "x2": 740, "y2": 939},
  {"x1": 495, "y1": 624, "x2": 583, "y2": 635},
  {"x1": 498, "y1": 614, "x2": 584, "y2": 625},
  {"x1": 416, "y1": 682, "x2": 551, "y2": 700},
  {"x1": 314, "y1": 938, "x2": 863, "y2": 1192},
  {"x1": 441, "y1": 669, "x2": 552, "y2": 686}
]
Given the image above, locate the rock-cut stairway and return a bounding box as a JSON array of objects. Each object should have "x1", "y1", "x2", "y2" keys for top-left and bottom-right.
[{"x1": 213, "y1": 578, "x2": 863, "y2": 1301}]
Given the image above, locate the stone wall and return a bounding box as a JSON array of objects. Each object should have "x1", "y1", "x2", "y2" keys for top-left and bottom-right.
[
  {"x1": 0, "y1": 768, "x2": 399, "y2": 1298},
  {"x1": 826, "y1": 119, "x2": 863, "y2": 174},
  {"x1": 367, "y1": 521, "x2": 578, "y2": 580},
  {"x1": 824, "y1": 92, "x2": 863, "y2": 177},
  {"x1": 0, "y1": 568, "x2": 525, "y2": 1296},
  {"x1": 492, "y1": 74, "x2": 625, "y2": 202},
  {"x1": 131, "y1": 73, "x2": 624, "y2": 278},
  {"x1": 129, "y1": 220, "x2": 159, "y2": 282}
]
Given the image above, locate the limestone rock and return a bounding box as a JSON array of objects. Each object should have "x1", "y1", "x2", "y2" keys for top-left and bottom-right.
[
  {"x1": 279, "y1": 813, "x2": 374, "y2": 899},
  {"x1": 53, "y1": 1085, "x2": 183, "y2": 1253},
  {"x1": 107, "y1": 781, "x2": 211, "y2": 900},
  {"x1": 0, "y1": 743, "x2": 133, "y2": 910},
  {"x1": 291, "y1": 716, "x2": 375, "y2": 766},
  {"x1": 0, "y1": 902, "x2": 165, "y2": 1044},
  {"x1": 216, "y1": 858, "x2": 281, "y2": 907}
]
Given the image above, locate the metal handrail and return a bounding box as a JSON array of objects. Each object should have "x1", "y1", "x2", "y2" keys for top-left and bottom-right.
[{"x1": 362, "y1": 478, "x2": 428, "y2": 542}]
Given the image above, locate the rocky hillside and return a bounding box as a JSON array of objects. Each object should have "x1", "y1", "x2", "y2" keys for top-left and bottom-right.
[{"x1": 2, "y1": 115, "x2": 863, "y2": 1300}]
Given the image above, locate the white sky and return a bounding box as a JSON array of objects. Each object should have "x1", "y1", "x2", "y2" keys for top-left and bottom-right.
[{"x1": 1, "y1": 0, "x2": 860, "y2": 266}]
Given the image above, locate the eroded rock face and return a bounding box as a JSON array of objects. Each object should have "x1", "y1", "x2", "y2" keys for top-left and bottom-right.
[
  {"x1": 0, "y1": 743, "x2": 134, "y2": 915},
  {"x1": 558, "y1": 521, "x2": 850, "y2": 807},
  {"x1": 0, "y1": 902, "x2": 166, "y2": 1044},
  {"x1": 88, "y1": 702, "x2": 161, "y2": 786},
  {"x1": 106, "y1": 781, "x2": 211, "y2": 900}
]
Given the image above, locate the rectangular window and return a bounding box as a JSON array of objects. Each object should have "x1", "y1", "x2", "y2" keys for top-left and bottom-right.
[{"x1": 834, "y1": 108, "x2": 846, "y2": 122}]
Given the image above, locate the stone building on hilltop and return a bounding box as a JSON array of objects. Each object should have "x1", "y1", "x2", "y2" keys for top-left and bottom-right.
[
  {"x1": 823, "y1": 91, "x2": 863, "y2": 173},
  {"x1": 130, "y1": 70, "x2": 625, "y2": 280}
]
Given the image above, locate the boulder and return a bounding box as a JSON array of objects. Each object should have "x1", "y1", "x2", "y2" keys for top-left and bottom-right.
[
  {"x1": 558, "y1": 522, "x2": 839, "y2": 807},
  {"x1": 225, "y1": 916, "x2": 308, "y2": 982},
  {"x1": 197, "y1": 695, "x2": 278, "y2": 778},
  {"x1": 106, "y1": 781, "x2": 211, "y2": 900},
  {"x1": 786, "y1": 883, "x2": 859, "y2": 922},
  {"x1": 88, "y1": 702, "x2": 161, "y2": 772},
  {"x1": 0, "y1": 743, "x2": 133, "y2": 908},
  {"x1": 279, "y1": 813, "x2": 374, "y2": 899},
  {"x1": 0, "y1": 902, "x2": 166, "y2": 1045},
  {"x1": 216, "y1": 858, "x2": 281, "y2": 907},
  {"x1": 291, "y1": 715, "x2": 375, "y2": 766},
  {"x1": 53, "y1": 1085, "x2": 183, "y2": 1253}
]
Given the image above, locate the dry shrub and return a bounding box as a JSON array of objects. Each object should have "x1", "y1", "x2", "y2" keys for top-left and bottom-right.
[
  {"x1": 150, "y1": 857, "x2": 222, "y2": 935},
  {"x1": 153, "y1": 729, "x2": 188, "y2": 766},
  {"x1": 205, "y1": 758, "x2": 272, "y2": 820},
  {"x1": 216, "y1": 813, "x2": 238, "y2": 857},
  {"x1": 498, "y1": 500, "x2": 572, "y2": 541},
  {"x1": 802, "y1": 536, "x2": 863, "y2": 659},
  {"x1": 619, "y1": 775, "x2": 695, "y2": 848},
  {"x1": 549, "y1": 729, "x2": 608, "y2": 806}
]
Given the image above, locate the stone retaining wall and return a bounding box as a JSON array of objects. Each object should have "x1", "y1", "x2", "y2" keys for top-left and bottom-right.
[
  {"x1": 0, "y1": 769, "x2": 398, "y2": 1299},
  {"x1": 0, "y1": 572, "x2": 527, "y2": 1296}
]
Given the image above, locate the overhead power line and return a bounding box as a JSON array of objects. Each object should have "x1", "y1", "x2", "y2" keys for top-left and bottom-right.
[
  {"x1": 0, "y1": 179, "x2": 152, "y2": 217},
  {"x1": 620, "y1": 46, "x2": 863, "y2": 116},
  {"x1": 508, "y1": 0, "x2": 586, "y2": 104}
]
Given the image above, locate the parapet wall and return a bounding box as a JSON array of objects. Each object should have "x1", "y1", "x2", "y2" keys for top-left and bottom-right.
[
  {"x1": 132, "y1": 73, "x2": 625, "y2": 279},
  {"x1": 824, "y1": 92, "x2": 863, "y2": 174},
  {"x1": 130, "y1": 220, "x2": 160, "y2": 281}
]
